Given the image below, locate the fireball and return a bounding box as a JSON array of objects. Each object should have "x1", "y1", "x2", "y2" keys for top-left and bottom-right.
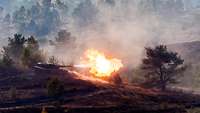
[{"x1": 85, "y1": 49, "x2": 123, "y2": 77}]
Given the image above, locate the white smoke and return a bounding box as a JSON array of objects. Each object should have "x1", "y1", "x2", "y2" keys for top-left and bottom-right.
[{"x1": 57, "y1": 0, "x2": 200, "y2": 68}]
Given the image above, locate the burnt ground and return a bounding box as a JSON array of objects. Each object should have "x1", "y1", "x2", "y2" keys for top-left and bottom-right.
[{"x1": 0, "y1": 68, "x2": 200, "y2": 113}]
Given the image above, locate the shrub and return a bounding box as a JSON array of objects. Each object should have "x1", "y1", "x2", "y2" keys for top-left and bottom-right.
[{"x1": 47, "y1": 77, "x2": 64, "y2": 98}]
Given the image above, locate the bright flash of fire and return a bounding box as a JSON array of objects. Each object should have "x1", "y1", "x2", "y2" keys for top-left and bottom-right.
[{"x1": 84, "y1": 49, "x2": 123, "y2": 77}]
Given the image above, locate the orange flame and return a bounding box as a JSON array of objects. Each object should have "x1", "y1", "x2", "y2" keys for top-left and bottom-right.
[{"x1": 85, "y1": 49, "x2": 123, "y2": 77}]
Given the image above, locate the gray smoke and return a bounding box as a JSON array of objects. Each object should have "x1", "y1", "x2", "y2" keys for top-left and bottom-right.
[
  {"x1": 59, "y1": 0, "x2": 200, "y2": 67},
  {"x1": 0, "y1": 0, "x2": 200, "y2": 68}
]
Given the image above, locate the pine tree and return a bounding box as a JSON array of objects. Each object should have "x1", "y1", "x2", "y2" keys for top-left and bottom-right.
[{"x1": 141, "y1": 45, "x2": 186, "y2": 91}]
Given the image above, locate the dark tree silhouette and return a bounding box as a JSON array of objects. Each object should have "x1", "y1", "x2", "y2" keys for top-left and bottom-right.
[
  {"x1": 141, "y1": 45, "x2": 186, "y2": 91},
  {"x1": 50, "y1": 30, "x2": 75, "y2": 48},
  {"x1": 26, "y1": 36, "x2": 39, "y2": 51},
  {"x1": 3, "y1": 34, "x2": 26, "y2": 64},
  {"x1": 2, "y1": 34, "x2": 45, "y2": 68},
  {"x1": 56, "y1": 30, "x2": 73, "y2": 44},
  {"x1": 21, "y1": 36, "x2": 45, "y2": 68}
]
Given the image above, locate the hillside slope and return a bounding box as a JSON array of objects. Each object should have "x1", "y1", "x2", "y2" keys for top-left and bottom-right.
[
  {"x1": 168, "y1": 41, "x2": 200, "y2": 90},
  {"x1": 0, "y1": 68, "x2": 200, "y2": 113},
  {"x1": 168, "y1": 41, "x2": 200, "y2": 64}
]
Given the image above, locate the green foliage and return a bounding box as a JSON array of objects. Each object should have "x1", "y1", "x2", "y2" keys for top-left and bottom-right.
[
  {"x1": 3, "y1": 34, "x2": 26, "y2": 63},
  {"x1": 47, "y1": 78, "x2": 64, "y2": 98},
  {"x1": 141, "y1": 45, "x2": 186, "y2": 90},
  {"x1": 21, "y1": 51, "x2": 45, "y2": 68},
  {"x1": 21, "y1": 36, "x2": 45, "y2": 68},
  {"x1": 2, "y1": 34, "x2": 45, "y2": 68}
]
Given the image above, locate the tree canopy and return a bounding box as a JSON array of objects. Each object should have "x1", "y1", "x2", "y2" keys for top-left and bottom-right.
[
  {"x1": 141, "y1": 45, "x2": 186, "y2": 91},
  {"x1": 2, "y1": 34, "x2": 45, "y2": 68}
]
